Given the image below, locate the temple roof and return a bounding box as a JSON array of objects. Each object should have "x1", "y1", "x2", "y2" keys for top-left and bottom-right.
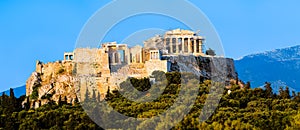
[{"x1": 164, "y1": 29, "x2": 196, "y2": 36}]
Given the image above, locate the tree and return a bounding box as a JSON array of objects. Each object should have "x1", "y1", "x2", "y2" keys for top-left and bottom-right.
[
  {"x1": 279, "y1": 86, "x2": 284, "y2": 99},
  {"x1": 292, "y1": 91, "x2": 300, "y2": 102},
  {"x1": 278, "y1": 86, "x2": 291, "y2": 99},
  {"x1": 74, "y1": 95, "x2": 79, "y2": 105},
  {"x1": 1, "y1": 92, "x2": 8, "y2": 107},
  {"x1": 9, "y1": 88, "x2": 16, "y2": 107},
  {"x1": 264, "y1": 82, "x2": 273, "y2": 98},
  {"x1": 97, "y1": 92, "x2": 101, "y2": 102},
  {"x1": 245, "y1": 81, "x2": 251, "y2": 89},
  {"x1": 64, "y1": 96, "x2": 68, "y2": 105},
  {"x1": 58, "y1": 95, "x2": 62, "y2": 106},
  {"x1": 25, "y1": 96, "x2": 30, "y2": 110},
  {"x1": 152, "y1": 71, "x2": 165, "y2": 82},
  {"x1": 292, "y1": 91, "x2": 297, "y2": 98},
  {"x1": 206, "y1": 48, "x2": 216, "y2": 56},
  {"x1": 9, "y1": 88, "x2": 15, "y2": 99},
  {"x1": 235, "y1": 76, "x2": 239, "y2": 85},
  {"x1": 284, "y1": 86, "x2": 291, "y2": 99},
  {"x1": 105, "y1": 87, "x2": 112, "y2": 101}
]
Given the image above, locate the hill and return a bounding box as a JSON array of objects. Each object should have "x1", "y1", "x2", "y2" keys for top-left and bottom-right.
[
  {"x1": 235, "y1": 45, "x2": 300, "y2": 92},
  {"x1": 1, "y1": 85, "x2": 26, "y2": 98},
  {"x1": 0, "y1": 76, "x2": 299, "y2": 129}
]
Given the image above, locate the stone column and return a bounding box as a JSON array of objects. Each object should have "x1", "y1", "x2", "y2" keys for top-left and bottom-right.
[
  {"x1": 140, "y1": 51, "x2": 142, "y2": 63},
  {"x1": 127, "y1": 48, "x2": 131, "y2": 64},
  {"x1": 111, "y1": 53, "x2": 115, "y2": 64},
  {"x1": 126, "y1": 48, "x2": 130, "y2": 64},
  {"x1": 118, "y1": 52, "x2": 121, "y2": 64},
  {"x1": 199, "y1": 40, "x2": 203, "y2": 54},
  {"x1": 169, "y1": 38, "x2": 173, "y2": 54},
  {"x1": 182, "y1": 38, "x2": 185, "y2": 53},
  {"x1": 163, "y1": 38, "x2": 167, "y2": 52},
  {"x1": 115, "y1": 52, "x2": 118, "y2": 63},
  {"x1": 64, "y1": 55, "x2": 67, "y2": 60},
  {"x1": 193, "y1": 39, "x2": 197, "y2": 53},
  {"x1": 188, "y1": 38, "x2": 191, "y2": 53},
  {"x1": 176, "y1": 37, "x2": 179, "y2": 53}
]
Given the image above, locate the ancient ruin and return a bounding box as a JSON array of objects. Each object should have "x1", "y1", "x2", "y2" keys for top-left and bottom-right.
[
  {"x1": 25, "y1": 29, "x2": 237, "y2": 106},
  {"x1": 66, "y1": 29, "x2": 206, "y2": 95}
]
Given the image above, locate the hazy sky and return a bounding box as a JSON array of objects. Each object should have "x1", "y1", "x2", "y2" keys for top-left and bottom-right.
[{"x1": 1, "y1": 0, "x2": 300, "y2": 91}]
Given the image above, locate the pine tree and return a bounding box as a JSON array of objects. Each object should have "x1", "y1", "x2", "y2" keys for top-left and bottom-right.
[
  {"x1": 105, "y1": 87, "x2": 112, "y2": 100},
  {"x1": 279, "y1": 86, "x2": 284, "y2": 99},
  {"x1": 9, "y1": 88, "x2": 17, "y2": 110},
  {"x1": 2, "y1": 92, "x2": 7, "y2": 107},
  {"x1": 292, "y1": 91, "x2": 297, "y2": 98},
  {"x1": 74, "y1": 95, "x2": 79, "y2": 106},
  {"x1": 97, "y1": 92, "x2": 101, "y2": 102},
  {"x1": 295, "y1": 92, "x2": 300, "y2": 102},
  {"x1": 245, "y1": 81, "x2": 251, "y2": 89},
  {"x1": 235, "y1": 76, "x2": 239, "y2": 85},
  {"x1": 32, "y1": 100, "x2": 36, "y2": 108},
  {"x1": 264, "y1": 82, "x2": 273, "y2": 98},
  {"x1": 284, "y1": 86, "x2": 291, "y2": 99},
  {"x1": 9, "y1": 88, "x2": 15, "y2": 99},
  {"x1": 64, "y1": 96, "x2": 68, "y2": 105},
  {"x1": 25, "y1": 96, "x2": 30, "y2": 110},
  {"x1": 206, "y1": 48, "x2": 216, "y2": 56},
  {"x1": 58, "y1": 95, "x2": 62, "y2": 106}
]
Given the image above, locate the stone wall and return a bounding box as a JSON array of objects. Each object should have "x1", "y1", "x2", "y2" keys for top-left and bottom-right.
[
  {"x1": 73, "y1": 48, "x2": 111, "y2": 101},
  {"x1": 145, "y1": 60, "x2": 169, "y2": 75}
]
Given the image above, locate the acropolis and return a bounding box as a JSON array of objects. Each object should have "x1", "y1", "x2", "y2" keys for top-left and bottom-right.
[
  {"x1": 27, "y1": 29, "x2": 236, "y2": 104},
  {"x1": 65, "y1": 29, "x2": 206, "y2": 91}
]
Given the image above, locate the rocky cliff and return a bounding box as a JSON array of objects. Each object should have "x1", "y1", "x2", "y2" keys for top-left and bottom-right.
[
  {"x1": 25, "y1": 56, "x2": 237, "y2": 108},
  {"x1": 25, "y1": 60, "x2": 77, "y2": 108}
]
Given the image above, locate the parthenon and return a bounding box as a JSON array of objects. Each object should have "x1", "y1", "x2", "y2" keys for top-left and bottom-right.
[
  {"x1": 163, "y1": 29, "x2": 204, "y2": 55},
  {"x1": 142, "y1": 29, "x2": 205, "y2": 58}
]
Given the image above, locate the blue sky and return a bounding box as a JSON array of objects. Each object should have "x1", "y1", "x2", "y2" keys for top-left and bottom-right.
[{"x1": 1, "y1": 0, "x2": 300, "y2": 91}]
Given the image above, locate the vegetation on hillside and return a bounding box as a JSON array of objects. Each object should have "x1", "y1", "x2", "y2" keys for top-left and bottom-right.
[{"x1": 0, "y1": 72, "x2": 300, "y2": 129}]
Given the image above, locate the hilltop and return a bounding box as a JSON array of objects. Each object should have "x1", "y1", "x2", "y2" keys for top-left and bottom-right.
[{"x1": 24, "y1": 29, "x2": 237, "y2": 108}]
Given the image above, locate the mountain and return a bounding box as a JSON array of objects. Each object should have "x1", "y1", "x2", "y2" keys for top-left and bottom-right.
[
  {"x1": 235, "y1": 45, "x2": 300, "y2": 92},
  {"x1": 1, "y1": 85, "x2": 26, "y2": 98}
]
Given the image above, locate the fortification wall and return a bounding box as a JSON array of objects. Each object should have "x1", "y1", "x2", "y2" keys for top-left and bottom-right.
[{"x1": 145, "y1": 60, "x2": 169, "y2": 75}]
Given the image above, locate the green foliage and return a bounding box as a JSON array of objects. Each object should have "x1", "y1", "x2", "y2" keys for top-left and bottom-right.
[
  {"x1": 30, "y1": 82, "x2": 41, "y2": 100},
  {"x1": 206, "y1": 48, "x2": 216, "y2": 56},
  {"x1": 0, "y1": 72, "x2": 299, "y2": 129},
  {"x1": 152, "y1": 70, "x2": 166, "y2": 82}
]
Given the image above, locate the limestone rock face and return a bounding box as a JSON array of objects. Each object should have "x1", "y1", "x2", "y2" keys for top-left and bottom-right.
[
  {"x1": 25, "y1": 55, "x2": 237, "y2": 108},
  {"x1": 25, "y1": 61, "x2": 77, "y2": 107},
  {"x1": 168, "y1": 56, "x2": 237, "y2": 82}
]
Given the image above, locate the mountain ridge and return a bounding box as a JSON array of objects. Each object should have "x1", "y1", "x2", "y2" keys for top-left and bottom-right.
[
  {"x1": 235, "y1": 45, "x2": 300, "y2": 92},
  {"x1": 1, "y1": 85, "x2": 26, "y2": 98}
]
